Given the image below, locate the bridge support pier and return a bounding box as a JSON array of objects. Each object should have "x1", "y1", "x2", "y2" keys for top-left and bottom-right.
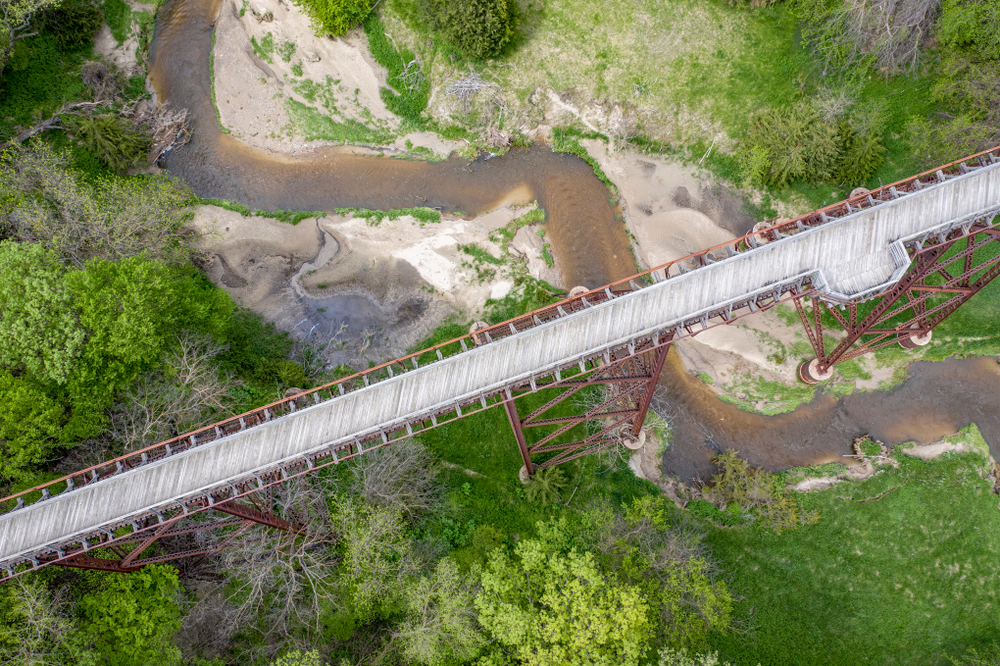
[
  {"x1": 503, "y1": 338, "x2": 671, "y2": 476},
  {"x1": 794, "y1": 211, "x2": 1000, "y2": 380}
]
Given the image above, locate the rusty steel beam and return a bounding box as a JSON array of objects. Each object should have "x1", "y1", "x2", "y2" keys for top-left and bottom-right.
[
  {"x1": 28, "y1": 490, "x2": 308, "y2": 577},
  {"x1": 796, "y1": 219, "x2": 1000, "y2": 376},
  {"x1": 504, "y1": 337, "x2": 673, "y2": 475},
  {"x1": 212, "y1": 499, "x2": 308, "y2": 534}
]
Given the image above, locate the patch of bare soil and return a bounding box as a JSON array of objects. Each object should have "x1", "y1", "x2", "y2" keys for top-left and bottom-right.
[
  {"x1": 191, "y1": 204, "x2": 537, "y2": 368},
  {"x1": 211, "y1": 0, "x2": 464, "y2": 158},
  {"x1": 93, "y1": 0, "x2": 151, "y2": 76}
]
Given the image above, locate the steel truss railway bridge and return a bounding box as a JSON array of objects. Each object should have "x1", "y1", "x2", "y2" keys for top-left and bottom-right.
[{"x1": 2, "y1": 147, "x2": 1000, "y2": 580}]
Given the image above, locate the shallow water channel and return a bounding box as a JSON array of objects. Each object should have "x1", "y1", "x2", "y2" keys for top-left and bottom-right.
[{"x1": 150, "y1": 0, "x2": 1000, "y2": 479}]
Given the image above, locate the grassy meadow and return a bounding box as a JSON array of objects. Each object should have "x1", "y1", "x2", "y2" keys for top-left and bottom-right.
[{"x1": 707, "y1": 425, "x2": 1000, "y2": 665}]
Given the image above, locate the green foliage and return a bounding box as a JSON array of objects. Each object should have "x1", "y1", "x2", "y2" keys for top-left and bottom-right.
[
  {"x1": 65, "y1": 256, "x2": 233, "y2": 414},
  {"x1": 291, "y1": 61, "x2": 304, "y2": 76},
  {"x1": 703, "y1": 449, "x2": 818, "y2": 532},
  {"x1": 333, "y1": 498, "x2": 418, "y2": 622},
  {"x1": 363, "y1": 13, "x2": 429, "y2": 123},
  {"x1": 0, "y1": 33, "x2": 90, "y2": 136},
  {"x1": 63, "y1": 114, "x2": 153, "y2": 174},
  {"x1": 286, "y1": 98, "x2": 395, "y2": 145},
  {"x1": 337, "y1": 205, "x2": 441, "y2": 226},
  {"x1": 658, "y1": 648, "x2": 734, "y2": 666},
  {"x1": 951, "y1": 644, "x2": 1000, "y2": 666},
  {"x1": 294, "y1": 0, "x2": 371, "y2": 36},
  {"x1": 0, "y1": 241, "x2": 84, "y2": 383},
  {"x1": 39, "y1": 0, "x2": 104, "y2": 48},
  {"x1": 739, "y1": 97, "x2": 893, "y2": 188},
  {"x1": 273, "y1": 359, "x2": 310, "y2": 387},
  {"x1": 278, "y1": 40, "x2": 296, "y2": 62},
  {"x1": 684, "y1": 499, "x2": 745, "y2": 526},
  {"x1": 587, "y1": 497, "x2": 734, "y2": 650},
  {"x1": 424, "y1": 0, "x2": 515, "y2": 59},
  {"x1": 541, "y1": 243, "x2": 554, "y2": 268},
  {"x1": 459, "y1": 242, "x2": 504, "y2": 265},
  {"x1": 524, "y1": 465, "x2": 567, "y2": 504},
  {"x1": 0, "y1": 578, "x2": 76, "y2": 665},
  {"x1": 938, "y1": 0, "x2": 1000, "y2": 60},
  {"x1": 476, "y1": 518, "x2": 653, "y2": 666},
  {"x1": 396, "y1": 558, "x2": 484, "y2": 665},
  {"x1": 198, "y1": 197, "x2": 326, "y2": 224},
  {"x1": 269, "y1": 650, "x2": 324, "y2": 666},
  {"x1": 1, "y1": 142, "x2": 191, "y2": 266},
  {"x1": 73, "y1": 565, "x2": 183, "y2": 666},
  {"x1": 102, "y1": 0, "x2": 132, "y2": 44},
  {"x1": 709, "y1": 427, "x2": 1000, "y2": 665},
  {"x1": 215, "y1": 308, "x2": 294, "y2": 387},
  {"x1": 250, "y1": 33, "x2": 275, "y2": 64},
  {"x1": 552, "y1": 128, "x2": 617, "y2": 192},
  {"x1": 905, "y1": 51, "x2": 1000, "y2": 166},
  {"x1": 0, "y1": 371, "x2": 68, "y2": 484},
  {"x1": 484, "y1": 276, "x2": 561, "y2": 324}
]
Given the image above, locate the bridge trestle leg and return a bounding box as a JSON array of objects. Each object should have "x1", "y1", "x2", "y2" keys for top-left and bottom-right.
[
  {"x1": 504, "y1": 336, "x2": 673, "y2": 477},
  {"x1": 794, "y1": 215, "x2": 1000, "y2": 380}
]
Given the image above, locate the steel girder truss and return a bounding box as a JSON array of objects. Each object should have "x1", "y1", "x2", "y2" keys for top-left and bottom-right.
[
  {"x1": 29, "y1": 485, "x2": 307, "y2": 575},
  {"x1": 503, "y1": 339, "x2": 672, "y2": 474},
  {"x1": 795, "y1": 212, "x2": 1000, "y2": 373}
]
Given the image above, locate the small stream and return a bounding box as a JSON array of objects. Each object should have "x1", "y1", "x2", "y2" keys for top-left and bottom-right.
[
  {"x1": 149, "y1": 0, "x2": 634, "y2": 289},
  {"x1": 149, "y1": 0, "x2": 1000, "y2": 478}
]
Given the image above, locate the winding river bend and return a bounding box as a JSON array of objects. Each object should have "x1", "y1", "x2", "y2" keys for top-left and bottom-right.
[{"x1": 149, "y1": 0, "x2": 1000, "y2": 479}]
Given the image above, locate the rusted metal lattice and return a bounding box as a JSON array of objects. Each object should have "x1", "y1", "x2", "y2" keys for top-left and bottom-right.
[{"x1": 795, "y1": 205, "x2": 1000, "y2": 381}]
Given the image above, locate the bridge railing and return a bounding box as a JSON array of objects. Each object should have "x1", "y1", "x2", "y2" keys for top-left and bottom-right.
[{"x1": 2, "y1": 145, "x2": 999, "y2": 517}]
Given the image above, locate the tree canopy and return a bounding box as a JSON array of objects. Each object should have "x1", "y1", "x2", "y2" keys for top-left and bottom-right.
[{"x1": 476, "y1": 519, "x2": 653, "y2": 666}]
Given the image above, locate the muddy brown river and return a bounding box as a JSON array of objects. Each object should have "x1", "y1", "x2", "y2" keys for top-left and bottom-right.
[{"x1": 150, "y1": 0, "x2": 1000, "y2": 478}]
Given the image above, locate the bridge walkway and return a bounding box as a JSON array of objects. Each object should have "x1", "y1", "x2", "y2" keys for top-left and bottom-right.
[{"x1": 1, "y1": 148, "x2": 999, "y2": 576}]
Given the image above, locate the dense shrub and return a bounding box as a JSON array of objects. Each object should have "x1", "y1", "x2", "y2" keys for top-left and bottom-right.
[
  {"x1": 293, "y1": 0, "x2": 371, "y2": 37},
  {"x1": 938, "y1": 0, "x2": 1000, "y2": 60},
  {"x1": 64, "y1": 114, "x2": 152, "y2": 173},
  {"x1": 740, "y1": 102, "x2": 887, "y2": 187},
  {"x1": 702, "y1": 449, "x2": 819, "y2": 532},
  {"x1": 40, "y1": 0, "x2": 104, "y2": 48},
  {"x1": 424, "y1": 0, "x2": 515, "y2": 59}
]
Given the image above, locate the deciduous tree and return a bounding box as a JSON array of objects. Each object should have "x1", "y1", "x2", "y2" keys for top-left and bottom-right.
[
  {"x1": 0, "y1": 0, "x2": 65, "y2": 75},
  {"x1": 0, "y1": 240, "x2": 83, "y2": 384},
  {"x1": 72, "y1": 565, "x2": 183, "y2": 666},
  {"x1": 394, "y1": 557, "x2": 484, "y2": 666},
  {"x1": 0, "y1": 142, "x2": 190, "y2": 267},
  {"x1": 475, "y1": 518, "x2": 653, "y2": 666}
]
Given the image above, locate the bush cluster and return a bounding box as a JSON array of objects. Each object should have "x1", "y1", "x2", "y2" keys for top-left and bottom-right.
[
  {"x1": 938, "y1": 0, "x2": 1000, "y2": 60},
  {"x1": 702, "y1": 449, "x2": 819, "y2": 532},
  {"x1": 292, "y1": 0, "x2": 371, "y2": 37},
  {"x1": 422, "y1": 0, "x2": 516, "y2": 59},
  {"x1": 739, "y1": 102, "x2": 887, "y2": 188}
]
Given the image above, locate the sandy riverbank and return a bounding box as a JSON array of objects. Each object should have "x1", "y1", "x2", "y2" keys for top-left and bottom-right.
[{"x1": 190, "y1": 200, "x2": 555, "y2": 367}]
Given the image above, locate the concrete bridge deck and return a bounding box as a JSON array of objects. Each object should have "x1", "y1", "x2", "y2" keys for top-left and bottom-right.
[{"x1": 2, "y1": 149, "x2": 999, "y2": 575}]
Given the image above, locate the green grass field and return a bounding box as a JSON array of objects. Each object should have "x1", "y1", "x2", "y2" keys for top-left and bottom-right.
[{"x1": 706, "y1": 425, "x2": 1000, "y2": 665}]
